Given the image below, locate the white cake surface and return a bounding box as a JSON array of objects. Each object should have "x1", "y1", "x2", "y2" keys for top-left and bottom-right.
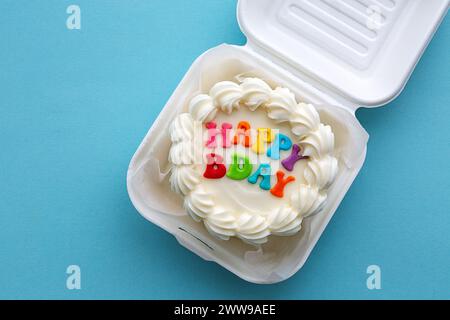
[{"x1": 168, "y1": 78, "x2": 338, "y2": 245}]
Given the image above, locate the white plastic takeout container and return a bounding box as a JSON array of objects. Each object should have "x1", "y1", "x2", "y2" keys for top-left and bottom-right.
[{"x1": 127, "y1": 0, "x2": 449, "y2": 283}]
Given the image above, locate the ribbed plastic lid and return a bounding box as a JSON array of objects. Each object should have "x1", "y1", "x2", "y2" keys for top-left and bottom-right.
[{"x1": 237, "y1": 0, "x2": 449, "y2": 106}]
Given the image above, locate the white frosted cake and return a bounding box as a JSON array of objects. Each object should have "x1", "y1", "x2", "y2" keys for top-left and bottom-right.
[{"x1": 168, "y1": 78, "x2": 337, "y2": 245}]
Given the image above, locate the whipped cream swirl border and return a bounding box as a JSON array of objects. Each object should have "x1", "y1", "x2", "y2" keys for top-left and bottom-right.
[{"x1": 168, "y1": 78, "x2": 338, "y2": 245}]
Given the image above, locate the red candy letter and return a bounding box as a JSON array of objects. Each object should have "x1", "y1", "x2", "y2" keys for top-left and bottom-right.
[
  {"x1": 270, "y1": 171, "x2": 295, "y2": 198},
  {"x1": 203, "y1": 153, "x2": 226, "y2": 179}
]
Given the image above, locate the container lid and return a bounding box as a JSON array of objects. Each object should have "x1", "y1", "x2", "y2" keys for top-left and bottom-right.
[{"x1": 237, "y1": 0, "x2": 449, "y2": 107}]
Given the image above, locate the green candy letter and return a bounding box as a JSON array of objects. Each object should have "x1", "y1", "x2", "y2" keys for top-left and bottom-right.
[{"x1": 226, "y1": 153, "x2": 253, "y2": 180}]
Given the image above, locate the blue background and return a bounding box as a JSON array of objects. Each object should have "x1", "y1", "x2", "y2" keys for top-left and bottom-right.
[{"x1": 0, "y1": 0, "x2": 449, "y2": 299}]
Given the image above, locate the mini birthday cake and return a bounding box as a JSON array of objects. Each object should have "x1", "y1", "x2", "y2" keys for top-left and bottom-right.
[{"x1": 168, "y1": 78, "x2": 338, "y2": 245}]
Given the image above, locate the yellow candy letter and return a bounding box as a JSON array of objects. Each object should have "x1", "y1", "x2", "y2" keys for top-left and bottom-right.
[{"x1": 252, "y1": 128, "x2": 273, "y2": 154}]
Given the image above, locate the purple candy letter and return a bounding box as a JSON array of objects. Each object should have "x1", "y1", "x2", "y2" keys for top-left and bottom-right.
[{"x1": 281, "y1": 144, "x2": 307, "y2": 171}]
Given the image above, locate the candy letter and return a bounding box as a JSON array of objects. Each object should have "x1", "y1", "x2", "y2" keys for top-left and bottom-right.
[
  {"x1": 221, "y1": 122, "x2": 233, "y2": 148},
  {"x1": 226, "y1": 153, "x2": 253, "y2": 180},
  {"x1": 281, "y1": 144, "x2": 307, "y2": 171},
  {"x1": 248, "y1": 163, "x2": 271, "y2": 190},
  {"x1": 205, "y1": 121, "x2": 219, "y2": 148},
  {"x1": 270, "y1": 171, "x2": 295, "y2": 198},
  {"x1": 233, "y1": 121, "x2": 251, "y2": 147},
  {"x1": 252, "y1": 128, "x2": 273, "y2": 154},
  {"x1": 267, "y1": 133, "x2": 292, "y2": 160},
  {"x1": 203, "y1": 153, "x2": 226, "y2": 179}
]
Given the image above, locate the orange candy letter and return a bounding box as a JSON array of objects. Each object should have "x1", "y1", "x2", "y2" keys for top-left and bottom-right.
[
  {"x1": 233, "y1": 121, "x2": 251, "y2": 147},
  {"x1": 270, "y1": 171, "x2": 295, "y2": 198}
]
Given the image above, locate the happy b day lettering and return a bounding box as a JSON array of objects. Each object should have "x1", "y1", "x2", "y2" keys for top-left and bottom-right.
[{"x1": 203, "y1": 120, "x2": 308, "y2": 198}]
